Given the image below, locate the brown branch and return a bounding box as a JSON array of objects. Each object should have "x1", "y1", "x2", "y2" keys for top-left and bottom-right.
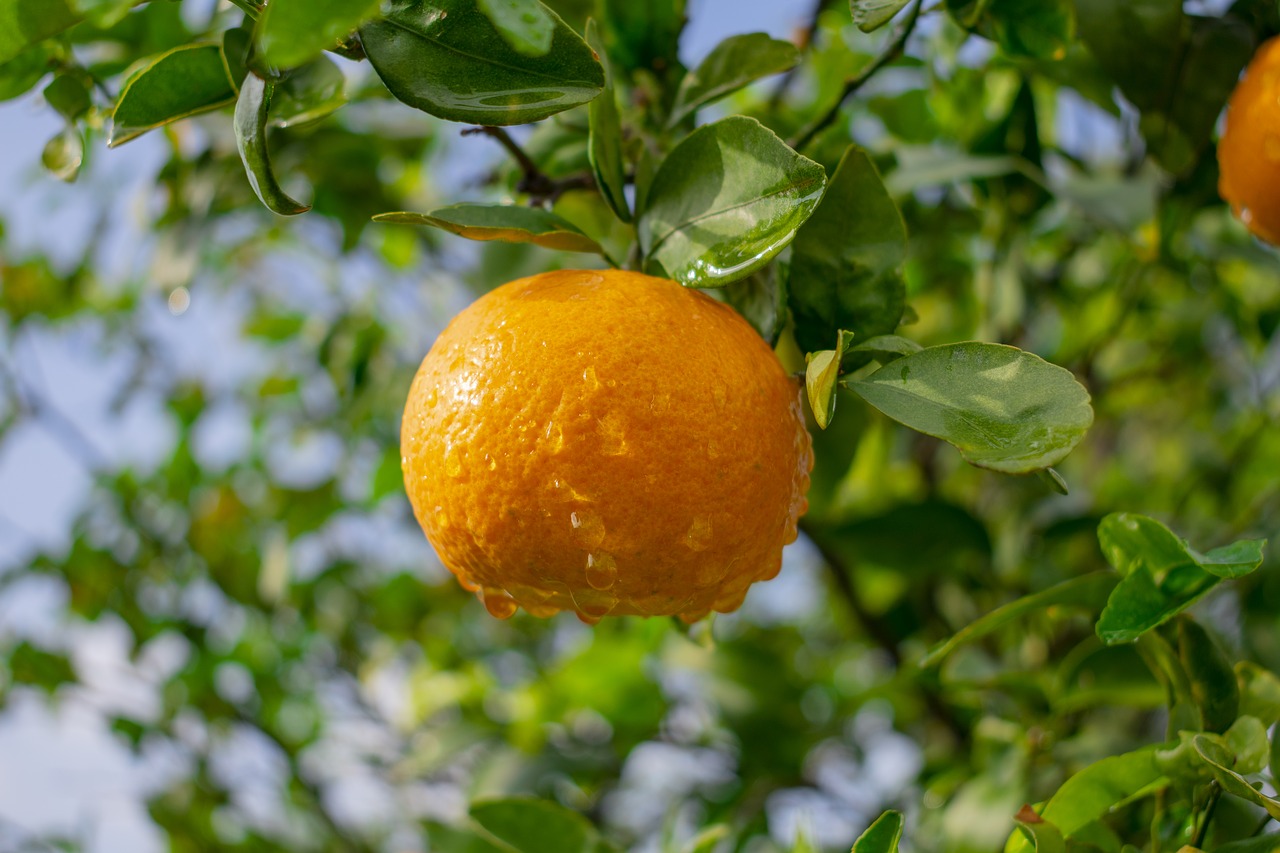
[
  {"x1": 462, "y1": 126, "x2": 596, "y2": 205},
  {"x1": 788, "y1": 0, "x2": 924, "y2": 152}
]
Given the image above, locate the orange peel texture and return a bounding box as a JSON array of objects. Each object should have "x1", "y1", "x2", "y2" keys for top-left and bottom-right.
[
  {"x1": 400, "y1": 269, "x2": 813, "y2": 623},
  {"x1": 1219, "y1": 35, "x2": 1280, "y2": 245}
]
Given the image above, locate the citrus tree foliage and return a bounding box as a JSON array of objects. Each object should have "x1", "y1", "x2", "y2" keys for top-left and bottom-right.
[{"x1": 1, "y1": 0, "x2": 1280, "y2": 851}]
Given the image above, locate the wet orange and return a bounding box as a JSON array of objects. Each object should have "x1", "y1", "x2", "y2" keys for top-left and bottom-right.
[
  {"x1": 1219, "y1": 35, "x2": 1280, "y2": 245},
  {"x1": 400, "y1": 269, "x2": 812, "y2": 622}
]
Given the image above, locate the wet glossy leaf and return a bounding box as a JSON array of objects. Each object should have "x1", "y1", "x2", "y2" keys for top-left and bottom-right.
[
  {"x1": 374, "y1": 204, "x2": 605, "y2": 254},
  {"x1": 470, "y1": 797, "x2": 596, "y2": 853},
  {"x1": 477, "y1": 0, "x2": 554, "y2": 56},
  {"x1": 848, "y1": 343, "x2": 1094, "y2": 473},
  {"x1": 1008, "y1": 747, "x2": 1162, "y2": 852},
  {"x1": 1177, "y1": 616, "x2": 1238, "y2": 733},
  {"x1": 722, "y1": 264, "x2": 786, "y2": 343},
  {"x1": 109, "y1": 43, "x2": 237, "y2": 147},
  {"x1": 42, "y1": 74, "x2": 89, "y2": 120},
  {"x1": 1095, "y1": 513, "x2": 1266, "y2": 644},
  {"x1": 235, "y1": 73, "x2": 312, "y2": 215},
  {"x1": 0, "y1": 0, "x2": 80, "y2": 65},
  {"x1": 41, "y1": 126, "x2": 83, "y2": 182},
  {"x1": 585, "y1": 19, "x2": 629, "y2": 222},
  {"x1": 790, "y1": 145, "x2": 906, "y2": 355},
  {"x1": 270, "y1": 57, "x2": 347, "y2": 128},
  {"x1": 260, "y1": 0, "x2": 382, "y2": 68},
  {"x1": 1190, "y1": 734, "x2": 1280, "y2": 819},
  {"x1": 852, "y1": 0, "x2": 912, "y2": 32},
  {"x1": 853, "y1": 810, "x2": 904, "y2": 853},
  {"x1": 667, "y1": 33, "x2": 799, "y2": 127},
  {"x1": 922, "y1": 572, "x2": 1116, "y2": 667},
  {"x1": 360, "y1": 0, "x2": 604, "y2": 126},
  {"x1": 639, "y1": 116, "x2": 825, "y2": 287},
  {"x1": 1014, "y1": 806, "x2": 1065, "y2": 853}
]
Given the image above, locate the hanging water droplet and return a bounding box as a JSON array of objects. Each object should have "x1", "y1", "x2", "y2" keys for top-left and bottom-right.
[
  {"x1": 585, "y1": 552, "x2": 617, "y2": 590},
  {"x1": 481, "y1": 587, "x2": 518, "y2": 619},
  {"x1": 570, "y1": 510, "x2": 606, "y2": 548},
  {"x1": 684, "y1": 516, "x2": 713, "y2": 551}
]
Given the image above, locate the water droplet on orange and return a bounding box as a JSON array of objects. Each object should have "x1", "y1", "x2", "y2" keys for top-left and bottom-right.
[
  {"x1": 583, "y1": 366, "x2": 600, "y2": 391},
  {"x1": 481, "y1": 587, "x2": 518, "y2": 619},
  {"x1": 543, "y1": 421, "x2": 565, "y2": 452},
  {"x1": 570, "y1": 510, "x2": 606, "y2": 548},
  {"x1": 684, "y1": 516, "x2": 713, "y2": 551},
  {"x1": 444, "y1": 446, "x2": 462, "y2": 478},
  {"x1": 650, "y1": 393, "x2": 671, "y2": 415},
  {"x1": 434, "y1": 508, "x2": 450, "y2": 529},
  {"x1": 424, "y1": 387, "x2": 439, "y2": 408},
  {"x1": 585, "y1": 552, "x2": 617, "y2": 590}
]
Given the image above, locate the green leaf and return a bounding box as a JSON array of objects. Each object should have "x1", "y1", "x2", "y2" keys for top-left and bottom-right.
[
  {"x1": 0, "y1": 0, "x2": 80, "y2": 65},
  {"x1": 667, "y1": 33, "x2": 799, "y2": 127},
  {"x1": 1217, "y1": 835, "x2": 1280, "y2": 853},
  {"x1": 1224, "y1": 716, "x2": 1269, "y2": 775},
  {"x1": 681, "y1": 825, "x2": 730, "y2": 853},
  {"x1": 42, "y1": 73, "x2": 89, "y2": 120},
  {"x1": 222, "y1": 27, "x2": 251, "y2": 91},
  {"x1": 639, "y1": 116, "x2": 825, "y2": 288},
  {"x1": 1008, "y1": 747, "x2": 1163, "y2": 853},
  {"x1": 1237, "y1": 662, "x2": 1280, "y2": 728},
  {"x1": 722, "y1": 263, "x2": 786, "y2": 343},
  {"x1": 585, "y1": 19, "x2": 630, "y2": 222},
  {"x1": 1177, "y1": 616, "x2": 1238, "y2": 733},
  {"x1": 598, "y1": 0, "x2": 684, "y2": 76},
  {"x1": 1190, "y1": 734, "x2": 1280, "y2": 820},
  {"x1": 852, "y1": 810, "x2": 904, "y2": 853},
  {"x1": 373, "y1": 204, "x2": 606, "y2": 254},
  {"x1": 789, "y1": 145, "x2": 906, "y2": 355},
  {"x1": 259, "y1": 0, "x2": 382, "y2": 68},
  {"x1": 109, "y1": 43, "x2": 238, "y2": 147},
  {"x1": 807, "y1": 332, "x2": 853, "y2": 431},
  {"x1": 270, "y1": 56, "x2": 347, "y2": 128},
  {"x1": 1095, "y1": 514, "x2": 1266, "y2": 645},
  {"x1": 70, "y1": 0, "x2": 133, "y2": 27},
  {"x1": 0, "y1": 42, "x2": 57, "y2": 102},
  {"x1": 842, "y1": 334, "x2": 921, "y2": 367},
  {"x1": 360, "y1": 0, "x2": 604, "y2": 126},
  {"x1": 848, "y1": 342, "x2": 1094, "y2": 473},
  {"x1": 1037, "y1": 468, "x2": 1069, "y2": 496},
  {"x1": 983, "y1": 0, "x2": 1074, "y2": 59},
  {"x1": 234, "y1": 73, "x2": 311, "y2": 216},
  {"x1": 1014, "y1": 806, "x2": 1065, "y2": 853},
  {"x1": 852, "y1": 0, "x2": 912, "y2": 32},
  {"x1": 470, "y1": 797, "x2": 596, "y2": 853},
  {"x1": 921, "y1": 572, "x2": 1117, "y2": 668},
  {"x1": 477, "y1": 0, "x2": 554, "y2": 56},
  {"x1": 40, "y1": 127, "x2": 83, "y2": 182}
]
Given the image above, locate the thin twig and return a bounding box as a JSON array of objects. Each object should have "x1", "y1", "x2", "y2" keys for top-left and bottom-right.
[
  {"x1": 1191, "y1": 783, "x2": 1222, "y2": 848},
  {"x1": 463, "y1": 126, "x2": 596, "y2": 206},
  {"x1": 788, "y1": 0, "x2": 924, "y2": 152}
]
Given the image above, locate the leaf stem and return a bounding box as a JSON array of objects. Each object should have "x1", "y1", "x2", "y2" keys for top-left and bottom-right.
[
  {"x1": 788, "y1": 0, "x2": 924, "y2": 152},
  {"x1": 463, "y1": 126, "x2": 596, "y2": 206},
  {"x1": 1191, "y1": 783, "x2": 1222, "y2": 848}
]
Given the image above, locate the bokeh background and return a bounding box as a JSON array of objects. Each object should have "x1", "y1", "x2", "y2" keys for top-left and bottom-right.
[{"x1": 2, "y1": 0, "x2": 1280, "y2": 851}]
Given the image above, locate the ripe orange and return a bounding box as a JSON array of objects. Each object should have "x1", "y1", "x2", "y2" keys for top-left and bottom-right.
[
  {"x1": 1219, "y1": 35, "x2": 1280, "y2": 245},
  {"x1": 400, "y1": 269, "x2": 812, "y2": 623}
]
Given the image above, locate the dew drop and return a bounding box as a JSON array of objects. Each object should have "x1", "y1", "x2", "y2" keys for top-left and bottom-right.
[
  {"x1": 585, "y1": 552, "x2": 617, "y2": 590},
  {"x1": 570, "y1": 510, "x2": 606, "y2": 548},
  {"x1": 424, "y1": 387, "x2": 439, "y2": 408},
  {"x1": 650, "y1": 393, "x2": 671, "y2": 415},
  {"x1": 434, "y1": 508, "x2": 450, "y2": 529},
  {"x1": 576, "y1": 611, "x2": 602, "y2": 626},
  {"x1": 481, "y1": 587, "x2": 518, "y2": 619},
  {"x1": 683, "y1": 516, "x2": 713, "y2": 551},
  {"x1": 543, "y1": 421, "x2": 565, "y2": 452},
  {"x1": 485, "y1": 453, "x2": 497, "y2": 471},
  {"x1": 583, "y1": 366, "x2": 600, "y2": 391},
  {"x1": 444, "y1": 447, "x2": 462, "y2": 478}
]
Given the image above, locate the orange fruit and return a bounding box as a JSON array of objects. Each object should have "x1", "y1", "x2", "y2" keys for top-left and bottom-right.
[
  {"x1": 400, "y1": 269, "x2": 812, "y2": 623},
  {"x1": 1219, "y1": 35, "x2": 1280, "y2": 245}
]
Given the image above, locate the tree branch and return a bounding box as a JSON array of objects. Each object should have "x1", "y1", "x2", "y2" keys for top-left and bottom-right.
[
  {"x1": 788, "y1": 0, "x2": 924, "y2": 152},
  {"x1": 462, "y1": 126, "x2": 595, "y2": 206}
]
